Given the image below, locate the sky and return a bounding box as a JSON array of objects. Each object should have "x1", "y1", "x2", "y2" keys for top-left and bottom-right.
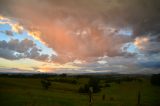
[{"x1": 0, "y1": 0, "x2": 160, "y2": 74}]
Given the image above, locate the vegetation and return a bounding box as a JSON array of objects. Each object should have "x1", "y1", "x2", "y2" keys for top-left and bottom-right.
[
  {"x1": 150, "y1": 74, "x2": 160, "y2": 86},
  {"x1": 79, "y1": 78, "x2": 101, "y2": 93},
  {"x1": 41, "y1": 79, "x2": 51, "y2": 90},
  {"x1": 0, "y1": 74, "x2": 160, "y2": 106}
]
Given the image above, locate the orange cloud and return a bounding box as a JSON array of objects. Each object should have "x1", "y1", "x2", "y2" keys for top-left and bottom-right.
[
  {"x1": 134, "y1": 37, "x2": 149, "y2": 49},
  {"x1": 0, "y1": 15, "x2": 23, "y2": 33},
  {"x1": 11, "y1": 23, "x2": 24, "y2": 33},
  {"x1": 0, "y1": 15, "x2": 9, "y2": 20},
  {"x1": 28, "y1": 30, "x2": 47, "y2": 45},
  {"x1": 6, "y1": 1, "x2": 130, "y2": 63}
]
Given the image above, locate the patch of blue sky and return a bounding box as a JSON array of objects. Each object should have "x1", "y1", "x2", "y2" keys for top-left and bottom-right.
[
  {"x1": 118, "y1": 27, "x2": 133, "y2": 36},
  {"x1": 0, "y1": 33, "x2": 11, "y2": 41},
  {"x1": 13, "y1": 31, "x2": 30, "y2": 40},
  {"x1": 0, "y1": 23, "x2": 56, "y2": 56},
  {"x1": 122, "y1": 42, "x2": 139, "y2": 53},
  {"x1": 0, "y1": 24, "x2": 12, "y2": 41},
  {"x1": 23, "y1": 32, "x2": 56, "y2": 56},
  {"x1": 0, "y1": 24, "x2": 11, "y2": 31},
  {"x1": 0, "y1": 23, "x2": 23, "y2": 41},
  {"x1": 127, "y1": 44, "x2": 138, "y2": 53},
  {"x1": 33, "y1": 39, "x2": 55, "y2": 56},
  {"x1": 15, "y1": 31, "x2": 56, "y2": 56}
]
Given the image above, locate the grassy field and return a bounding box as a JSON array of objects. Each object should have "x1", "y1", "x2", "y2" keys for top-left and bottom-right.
[{"x1": 0, "y1": 76, "x2": 160, "y2": 106}]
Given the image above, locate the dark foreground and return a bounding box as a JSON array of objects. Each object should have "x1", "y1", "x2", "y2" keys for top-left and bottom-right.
[{"x1": 0, "y1": 74, "x2": 160, "y2": 106}]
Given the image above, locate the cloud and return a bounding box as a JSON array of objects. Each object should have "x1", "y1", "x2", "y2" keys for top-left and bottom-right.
[
  {"x1": 134, "y1": 37, "x2": 149, "y2": 50},
  {"x1": 0, "y1": 0, "x2": 160, "y2": 73},
  {"x1": 4, "y1": 30, "x2": 14, "y2": 36},
  {"x1": 0, "y1": 15, "x2": 24, "y2": 34},
  {"x1": 0, "y1": 39, "x2": 35, "y2": 53},
  {"x1": 134, "y1": 36, "x2": 160, "y2": 54},
  {"x1": 1, "y1": 0, "x2": 160, "y2": 36},
  {"x1": 0, "y1": 30, "x2": 14, "y2": 36},
  {"x1": 0, "y1": 68, "x2": 36, "y2": 73},
  {"x1": 140, "y1": 61, "x2": 160, "y2": 69},
  {"x1": 0, "y1": 48, "x2": 21, "y2": 60},
  {"x1": 0, "y1": 39, "x2": 52, "y2": 61},
  {"x1": 0, "y1": 0, "x2": 139, "y2": 63},
  {"x1": 28, "y1": 47, "x2": 49, "y2": 62}
]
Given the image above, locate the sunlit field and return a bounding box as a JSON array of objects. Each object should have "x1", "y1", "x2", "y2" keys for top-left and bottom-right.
[{"x1": 0, "y1": 75, "x2": 160, "y2": 106}]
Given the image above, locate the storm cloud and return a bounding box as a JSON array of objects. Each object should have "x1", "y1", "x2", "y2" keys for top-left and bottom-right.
[{"x1": 0, "y1": 0, "x2": 160, "y2": 73}]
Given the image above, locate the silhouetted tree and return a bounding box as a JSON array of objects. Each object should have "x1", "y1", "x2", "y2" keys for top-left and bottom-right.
[
  {"x1": 59, "y1": 73, "x2": 67, "y2": 77},
  {"x1": 41, "y1": 79, "x2": 51, "y2": 90},
  {"x1": 151, "y1": 74, "x2": 160, "y2": 86},
  {"x1": 88, "y1": 78, "x2": 101, "y2": 93},
  {"x1": 79, "y1": 78, "x2": 101, "y2": 93}
]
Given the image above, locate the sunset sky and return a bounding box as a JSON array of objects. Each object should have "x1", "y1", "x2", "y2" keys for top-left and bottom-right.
[{"x1": 0, "y1": 0, "x2": 160, "y2": 74}]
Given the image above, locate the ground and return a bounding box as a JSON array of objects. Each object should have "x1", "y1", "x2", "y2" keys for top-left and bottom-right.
[{"x1": 0, "y1": 76, "x2": 160, "y2": 106}]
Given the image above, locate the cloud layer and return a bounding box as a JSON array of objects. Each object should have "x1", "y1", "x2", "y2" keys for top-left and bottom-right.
[
  {"x1": 0, "y1": 39, "x2": 52, "y2": 61},
  {"x1": 0, "y1": 0, "x2": 160, "y2": 73}
]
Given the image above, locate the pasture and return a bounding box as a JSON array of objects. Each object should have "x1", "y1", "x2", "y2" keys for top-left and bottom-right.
[{"x1": 0, "y1": 75, "x2": 160, "y2": 106}]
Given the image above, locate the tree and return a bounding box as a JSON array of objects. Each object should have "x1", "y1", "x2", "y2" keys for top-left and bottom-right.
[
  {"x1": 79, "y1": 78, "x2": 101, "y2": 93},
  {"x1": 151, "y1": 74, "x2": 160, "y2": 86},
  {"x1": 41, "y1": 79, "x2": 51, "y2": 90},
  {"x1": 88, "y1": 78, "x2": 101, "y2": 93}
]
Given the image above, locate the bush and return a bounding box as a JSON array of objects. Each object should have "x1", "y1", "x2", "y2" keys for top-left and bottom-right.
[
  {"x1": 79, "y1": 78, "x2": 101, "y2": 93},
  {"x1": 53, "y1": 78, "x2": 78, "y2": 84},
  {"x1": 151, "y1": 74, "x2": 160, "y2": 86},
  {"x1": 59, "y1": 73, "x2": 67, "y2": 77},
  {"x1": 105, "y1": 83, "x2": 111, "y2": 87},
  {"x1": 79, "y1": 84, "x2": 89, "y2": 93},
  {"x1": 115, "y1": 80, "x2": 121, "y2": 84},
  {"x1": 41, "y1": 79, "x2": 51, "y2": 90}
]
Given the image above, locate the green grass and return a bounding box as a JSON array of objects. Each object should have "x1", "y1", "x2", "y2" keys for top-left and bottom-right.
[{"x1": 0, "y1": 77, "x2": 160, "y2": 106}]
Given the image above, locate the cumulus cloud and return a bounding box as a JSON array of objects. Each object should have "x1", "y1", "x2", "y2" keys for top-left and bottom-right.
[
  {"x1": 0, "y1": 48, "x2": 21, "y2": 60},
  {"x1": 0, "y1": 39, "x2": 35, "y2": 53},
  {"x1": 4, "y1": 30, "x2": 14, "y2": 36},
  {"x1": 134, "y1": 35, "x2": 160, "y2": 54},
  {"x1": 0, "y1": 39, "x2": 52, "y2": 61},
  {"x1": 0, "y1": 30, "x2": 14, "y2": 36},
  {"x1": 28, "y1": 47, "x2": 50, "y2": 62}
]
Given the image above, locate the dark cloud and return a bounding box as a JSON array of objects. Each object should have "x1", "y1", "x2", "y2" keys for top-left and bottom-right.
[
  {"x1": 0, "y1": 0, "x2": 160, "y2": 36},
  {"x1": 0, "y1": 39, "x2": 35, "y2": 53},
  {"x1": 140, "y1": 61, "x2": 160, "y2": 69},
  {"x1": 5, "y1": 30, "x2": 14, "y2": 36},
  {"x1": 0, "y1": 39, "x2": 51, "y2": 61},
  {"x1": 0, "y1": 48, "x2": 21, "y2": 60},
  {"x1": 0, "y1": 30, "x2": 14, "y2": 36},
  {"x1": 27, "y1": 47, "x2": 49, "y2": 62},
  {"x1": 134, "y1": 36, "x2": 160, "y2": 55}
]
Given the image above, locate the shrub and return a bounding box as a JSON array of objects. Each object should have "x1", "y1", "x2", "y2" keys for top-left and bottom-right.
[
  {"x1": 53, "y1": 78, "x2": 78, "y2": 84},
  {"x1": 41, "y1": 79, "x2": 51, "y2": 90},
  {"x1": 151, "y1": 74, "x2": 160, "y2": 86},
  {"x1": 105, "y1": 83, "x2": 111, "y2": 87},
  {"x1": 79, "y1": 78, "x2": 101, "y2": 93},
  {"x1": 79, "y1": 84, "x2": 89, "y2": 93}
]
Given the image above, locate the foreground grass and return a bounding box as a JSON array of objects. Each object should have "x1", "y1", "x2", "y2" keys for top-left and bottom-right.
[{"x1": 0, "y1": 77, "x2": 160, "y2": 106}]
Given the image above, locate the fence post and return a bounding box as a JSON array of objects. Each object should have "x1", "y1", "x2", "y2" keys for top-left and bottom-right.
[
  {"x1": 102, "y1": 94, "x2": 106, "y2": 101},
  {"x1": 137, "y1": 91, "x2": 141, "y2": 106},
  {"x1": 89, "y1": 87, "x2": 93, "y2": 106}
]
